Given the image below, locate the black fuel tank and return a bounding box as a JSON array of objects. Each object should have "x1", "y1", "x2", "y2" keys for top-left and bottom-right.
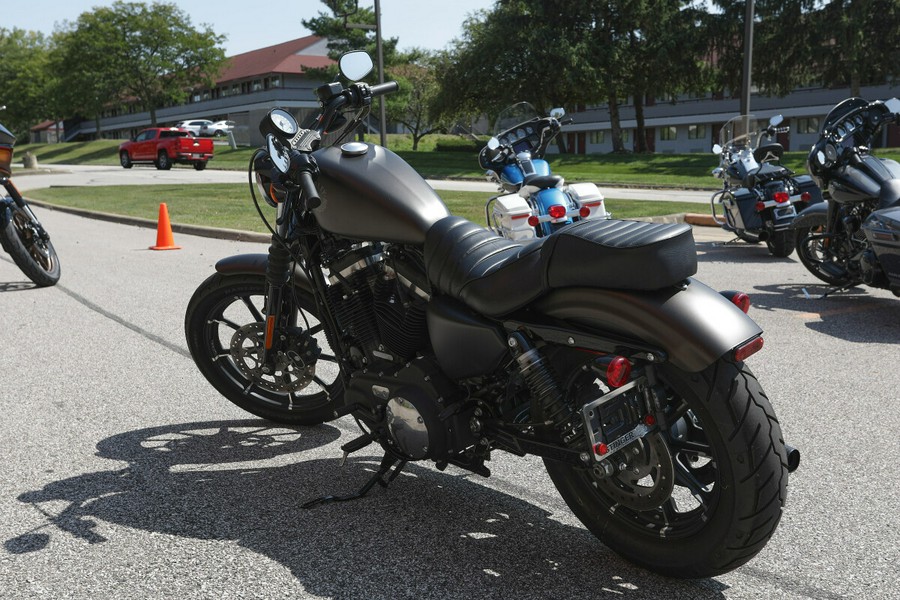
[
  {"x1": 312, "y1": 143, "x2": 451, "y2": 245},
  {"x1": 831, "y1": 156, "x2": 900, "y2": 204}
]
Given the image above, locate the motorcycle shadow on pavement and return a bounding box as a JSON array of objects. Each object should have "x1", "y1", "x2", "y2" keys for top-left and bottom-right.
[
  {"x1": 0, "y1": 280, "x2": 38, "y2": 292},
  {"x1": 7, "y1": 419, "x2": 731, "y2": 600},
  {"x1": 742, "y1": 282, "x2": 899, "y2": 343},
  {"x1": 694, "y1": 240, "x2": 797, "y2": 264}
]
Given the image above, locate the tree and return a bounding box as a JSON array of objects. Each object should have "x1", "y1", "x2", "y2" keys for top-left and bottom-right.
[
  {"x1": 816, "y1": 0, "x2": 900, "y2": 96},
  {"x1": 52, "y1": 1, "x2": 227, "y2": 129},
  {"x1": 385, "y1": 50, "x2": 445, "y2": 150},
  {"x1": 0, "y1": 28, "x2": 53, "y2": 139}
]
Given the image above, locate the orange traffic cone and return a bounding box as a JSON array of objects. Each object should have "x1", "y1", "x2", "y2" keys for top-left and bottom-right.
[{"x1": 149, "y1": 203, "x2": 181, "y2": 250}]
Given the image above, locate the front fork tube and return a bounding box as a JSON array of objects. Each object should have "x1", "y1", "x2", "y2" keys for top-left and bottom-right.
[{"x1": 2, "y1": 179, "x2": 50, "y2": 240}]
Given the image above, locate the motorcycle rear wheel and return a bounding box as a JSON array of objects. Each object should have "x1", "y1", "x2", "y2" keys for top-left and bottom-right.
[
  {"x1": 794, "y1": 225, "x2": 856, "y2": 286},
  {"x1": 766, "y1": 229, "x2": 795, "y2": 257},
  {"x1": 543, "y1": 358, "x2": 789, "y2": 578},
  {"x1": 0, "y1": 204, "x2": 60, "y2": 287},
  {"x1": 185, "y1": 272, "x2": 341, "y2": 425}
]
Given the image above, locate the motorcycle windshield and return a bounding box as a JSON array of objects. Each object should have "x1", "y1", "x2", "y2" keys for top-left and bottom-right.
[
  {"x1": 494, "y1": 102, "x2": 541, "y2": 136},
  {"x1": 719, "y1": 115, "x2": 757, "y2": 151}
]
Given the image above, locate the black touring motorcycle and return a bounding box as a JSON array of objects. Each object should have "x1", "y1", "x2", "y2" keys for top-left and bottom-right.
[
  {"x1": 795, "y1": 96, "x2": 900, "y2": 296},
  {"x1": 0, "y1": 122, "x2": 60, "y2": 286},
  {"x1": 184, "y1": 52, "x2": 799, "y2": 578}
]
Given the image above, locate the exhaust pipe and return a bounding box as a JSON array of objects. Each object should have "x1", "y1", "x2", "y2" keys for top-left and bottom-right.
[
  {"x1": 784, "y1": 444, "x2": 801, "y2": 473},
  {"x1": 757, "y1": 230, "x2": 770, "y2": 242}
]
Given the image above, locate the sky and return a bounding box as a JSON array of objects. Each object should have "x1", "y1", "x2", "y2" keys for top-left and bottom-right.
[{"x1": 4, "y1": 0, "x2": 489, "y2": 55}]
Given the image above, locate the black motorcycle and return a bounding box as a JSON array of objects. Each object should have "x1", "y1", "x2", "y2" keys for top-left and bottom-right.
[
  {"x1": 0, "y1": 122, "x2": 60, "y2": 286},
  {"x1": 795, "y1": 97, "x2": 900, "y2": 295},
  {"x1": 711, "y1": 114, "x2": 823, "y2": 257},
  {"x1": 184, "y1": 51, "x2": 798, "y2": 578}
]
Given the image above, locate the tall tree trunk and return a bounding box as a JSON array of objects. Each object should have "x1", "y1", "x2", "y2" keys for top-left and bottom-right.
[
  {"x1": 150, "y1": 107, "x2": 158, "y2": 127},
  {"x1": 608, "y1": 91, "x2": 624, "y2": 153},
  {"x1": 94, "y1": 115, "x2": 102, "y2": 139},
  {"x1": 634, "y1": 93, "x2": 647, "y2": 153}
]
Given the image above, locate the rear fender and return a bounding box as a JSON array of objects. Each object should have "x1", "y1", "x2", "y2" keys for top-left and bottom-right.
[
  {"x1": 215, "y1": 254, "x2": 315, "y2": 296},
  {"x1": 531, "y1": 278, "x2": 762, "y2": 373},
  {"x1": 791, "y1": 201, "x2": 828, "y2": 229}
]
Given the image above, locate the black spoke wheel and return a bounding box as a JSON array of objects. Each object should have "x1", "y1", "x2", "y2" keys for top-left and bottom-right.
[
  {"x1": 185, "y1": 272, "x2": 342, "y2": 425},
  {"x1": 795, "y1": 225, "x2": 856, "y2": 286},
  {"x1": 0, "y1": 204, "x2": 60, "y2": 287},
  {"x1": 542, "y1": 357, "x2": 789, "y2": 578}
]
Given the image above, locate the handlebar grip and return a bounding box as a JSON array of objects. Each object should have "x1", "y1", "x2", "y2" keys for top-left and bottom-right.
[
  {"x1": 298, "y1": 170, "x2": 321, "y2": 210},
  {"x1": 775, "y1": 126, "x2": 790, "y2": 133},
  {"x1": 370, "y1": 81, "x2": 399, "y2": 97}
]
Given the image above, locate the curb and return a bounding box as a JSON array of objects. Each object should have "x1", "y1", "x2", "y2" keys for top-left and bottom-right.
[{"x1": 27, "y1": 199, "x2": 271, "y2": 243}]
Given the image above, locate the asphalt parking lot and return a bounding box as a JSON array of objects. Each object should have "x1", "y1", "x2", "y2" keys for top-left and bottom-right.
[{"x1": 0, "y1": 200, "x2": 898, "y2": 599}]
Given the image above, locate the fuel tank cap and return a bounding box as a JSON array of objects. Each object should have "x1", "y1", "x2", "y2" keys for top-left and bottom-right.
[{"x1": 340, "y1": 142, "x2": 369, "y2": 157}]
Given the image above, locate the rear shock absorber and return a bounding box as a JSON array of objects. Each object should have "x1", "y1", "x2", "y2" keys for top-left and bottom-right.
[{"x1": 507, "y1": 332, "x2": 576, "y2": 443}]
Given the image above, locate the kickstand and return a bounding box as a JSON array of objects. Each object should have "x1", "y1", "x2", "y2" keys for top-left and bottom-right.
[
  {"x1": 301, "y1": 454, "x2": 407, "y2": 509},
  {"x1": 802, "y1": 285, "x2": 853, "y2": 300}
]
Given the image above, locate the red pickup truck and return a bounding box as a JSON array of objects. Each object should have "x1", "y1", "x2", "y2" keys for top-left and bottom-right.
[{"x1": 119, "y1": 128, "x2": 214, "y2": 171}]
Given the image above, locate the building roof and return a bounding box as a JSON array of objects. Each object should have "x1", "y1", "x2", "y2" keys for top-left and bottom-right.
[
  {"x1": 217, "y1": 35, "x2": 332, "y2": 83},
  {"x1": 30, "y1": 119, "x2": 59, "y2": 132}
]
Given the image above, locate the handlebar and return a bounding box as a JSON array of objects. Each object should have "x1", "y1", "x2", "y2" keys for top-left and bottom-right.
[
  {"x1": 369, "y1": 81, "x2": 399, "y2": 97},
  {"x1": 298, "y1": 170, "x2": 321, "y2": 210}
]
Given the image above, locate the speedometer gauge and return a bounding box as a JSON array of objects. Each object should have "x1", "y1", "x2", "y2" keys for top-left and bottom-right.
[{"x1": 271, "y1": 109, "x2": 298, "y2": 135}]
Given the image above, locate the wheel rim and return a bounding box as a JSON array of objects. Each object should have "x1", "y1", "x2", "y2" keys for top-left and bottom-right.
[
  {"x1": 159, "y1": 154, "x2": 168, "y2": 168},
  {"x1": 798, "y1": 225, "x2": 855, "y2": 283},
  {"x1": 569, "y1": 371, "x2": 722, "y2": 540},
  {"x1": 120, "y1": 153, "x2": 129, "y2": 166},
  {"x1": 11, "y1": 209, "x2": 55, "y2": 273},
  {"x1": 200, "y1": 287, "x2": 340, "y2": 412}
]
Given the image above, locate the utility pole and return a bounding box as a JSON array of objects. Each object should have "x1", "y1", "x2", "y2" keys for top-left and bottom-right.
[
  {"x1": 740, "y1": 0, "x2": 755, "y2": 116},
  {"x1": 344, "y1": 1, "x2": 387, "y2": 147}
]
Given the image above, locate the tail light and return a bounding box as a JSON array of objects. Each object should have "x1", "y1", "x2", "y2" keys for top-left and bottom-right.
[
  {"x1": 734, "y1": 336, "x2": 764, "y2": 361},
  {"x1": 773, "y1": 191, "x2": 790, "y2": 203},
  {"x1": 548, "y1": 204, "x2": 567, "y2": 219}
]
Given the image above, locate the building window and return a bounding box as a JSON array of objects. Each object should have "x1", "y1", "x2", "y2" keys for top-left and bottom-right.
[
  {"x1": 688, "y1": 124, "x2": 707, "y2": 140},
  {"x1": 798, "y1": 117, "x2": 819, "y2": 134},
  {"x1": 588, "y1": 130, "x2": 605, "y2": 144},
  {"x1": 660, "y1": 126, "x2": 677, "y2": 141},
  {"x1": 252, "y1": 79, "x2": 263, "y2": 92}
]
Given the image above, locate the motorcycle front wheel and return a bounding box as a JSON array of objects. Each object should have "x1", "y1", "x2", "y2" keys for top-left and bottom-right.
[
  {"x1": 543, "y1": 358, "x2": 789, "y2": 578},
  {"x1": 185, "y1": 272, "x2": 342, "y2": 425},
  {"x1": 0, "y1": 204, "x2": 61, "y2": 287},
  {"x1": 794, "y1": 225, "x2": 856, "y2": 286}
]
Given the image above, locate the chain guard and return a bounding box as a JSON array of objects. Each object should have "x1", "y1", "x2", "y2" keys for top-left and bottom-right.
[{"x1": 229, "y1": 322, "x2": 319, "y2": 393}]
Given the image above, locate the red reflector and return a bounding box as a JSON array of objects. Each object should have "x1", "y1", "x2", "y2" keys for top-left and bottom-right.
[
  {"x1": 527, "y1": 215, "x2": 540, "y2": 227},
  {"x1": 548, "y1": 205, "x2": 566, "y2": 219},
  {"x1": 644, "y1": 414, "x2": 656, "y2": 426},
  {"x1": 734, "y1": 337, "x2": 764, "y2": 361},
  {"x1": 801, "y1": 192, "x2": 811, "y2": 201},
  {"x1": 755, "y1": 201, "x2": 766, "y2": 212},
  {"x1": 774, "y1": 191, "x2": 790, "y2": 203},
  {"x1": 510, "y1": 213, "x2": 529, "y2": 220},
  {"x1": 606, "y1": 356, "x2": 632, "y2": 388},
  {"x1": 579, "y1": 206, "x2": 591, "y2": 218},
  {"x1": 594, "y1": 442, "x2": 609, "y2": 456},
  {"x1": 730, "y1": 292, "x2": 751, "y2": 313}
]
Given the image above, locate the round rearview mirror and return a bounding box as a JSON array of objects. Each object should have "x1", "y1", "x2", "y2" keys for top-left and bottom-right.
[
  {"x1": 339, "y1": 51, "x2": 374, "y2": 82},
  {"x1": 712, "y1": 144, "x2": 723, "y2": 155},
  {"x1": 769, "y1": 114, "x2": 784, "y2": 127},
  {"x1": 549, "y1": 107, "x2": 566, "y2": 119}
]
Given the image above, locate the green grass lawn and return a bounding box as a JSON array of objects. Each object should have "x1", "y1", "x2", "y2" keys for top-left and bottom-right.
[{"x1": 25, "y1": 184, "x2": 705, "y2": 232}]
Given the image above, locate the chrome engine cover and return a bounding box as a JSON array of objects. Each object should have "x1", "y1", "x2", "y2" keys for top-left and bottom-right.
[{"x1": 386, "y1": 396, "x2": 430, "y2": 459}]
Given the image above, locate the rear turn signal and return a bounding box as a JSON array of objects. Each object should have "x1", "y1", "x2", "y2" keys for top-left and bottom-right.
[
  {"x1": 801, "y1": 192, "x2": 811, "y2": 202},
  {"x1": 606, "y1": 356, "x2": 632, "y2": 388},
  {"x1": 527, "y1": 215, "x2": 540, "y2": 228},
  {"x1": 734, "y1": 336, "x2": 764, "y2": 361},
  {"x1": 720, "y1": 290, "x2": 751, "y2": 313},
  {"x1": 579, "y1": 206, "x2": 591, "y2": 218}
]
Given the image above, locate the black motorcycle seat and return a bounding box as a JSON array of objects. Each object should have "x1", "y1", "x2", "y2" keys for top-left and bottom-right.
[
  {"x1": 424, "y1": 216, "x2": 697, "y2": 317},
  {"x1": 744, "y1": 162, "x2": 790, "y2": 188},
  {"x1": 522, "y1": 174, "x2": 564, "y2": 188}
]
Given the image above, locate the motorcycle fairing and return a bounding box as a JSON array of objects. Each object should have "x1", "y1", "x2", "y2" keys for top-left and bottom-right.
[
  {"x1": 532, "y1": 279, "x2": 762, "y2": 373},
  {"x1": 424, "y1": 216, "x2": 697, "y2": 318},
  {"x1": 862, "y1": 206, "x2": 900, "y2": 285}
]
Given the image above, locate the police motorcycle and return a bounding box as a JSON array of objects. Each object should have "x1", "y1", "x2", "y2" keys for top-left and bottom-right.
[
  {"x1": 710, "y1": 114, "x2": 822, "y2": 257},
  {"x1": 0, "y1": 120, "x2": 60, "y2": 286},
  {"x1": 479, "y1": 102, "x2": 609, "y2": 240},
  {"x1": 184, "y1": 51, "x2": 798, "y2": 579},
  {"x1": 796, "y1": 97, "x2": 900, "y2": 295}
]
